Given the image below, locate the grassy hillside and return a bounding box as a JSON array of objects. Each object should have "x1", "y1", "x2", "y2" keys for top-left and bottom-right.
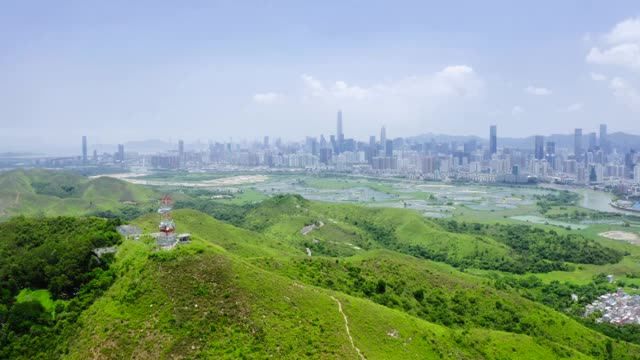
[
  {"x1": 0, "y1": 169, "x2": 157, "y2": 220},
  {"x1": 3, "y1": 177, "x2": 640, "y2": 359},
  {"x1": 64, "y1": 212, "x2": 622, "y2": 359}
]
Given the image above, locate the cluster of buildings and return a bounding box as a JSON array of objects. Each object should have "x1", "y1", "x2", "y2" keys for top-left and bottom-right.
[
  {"x1": 127, "y1": 112, "x2": 640, "y2": 192},
  {"x1": 5, "y1": 111, "x2": 640, "y2": 195},
  {"x1": 584, "y1": 289, "x2": 640, "y2": 325}
]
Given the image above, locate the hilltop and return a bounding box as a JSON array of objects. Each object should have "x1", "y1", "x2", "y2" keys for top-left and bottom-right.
[{"x1": 0, "y1": 169, "x2": 157, "y2": 219}]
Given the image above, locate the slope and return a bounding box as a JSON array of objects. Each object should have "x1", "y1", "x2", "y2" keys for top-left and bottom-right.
[
  {"x1": 65, "y1": 219, "x2": 595, "y2": 359},
  {"x1": 0, "y1": 169, "x2": 158, "y2": 219}
]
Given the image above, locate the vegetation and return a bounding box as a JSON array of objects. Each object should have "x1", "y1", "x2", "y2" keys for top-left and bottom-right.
[
  {"x1": 0, "y1": 216, "x2": 121, "y2": 359},
  {"x1": 535, "y1": 190, "x2": 579, "y2": 214},
  {"x1": 3, "y1": 170, "x2": 640, "y2": 359},
  {"x1": 438, "y1": 221, "x2": 624, "y2": 272},
  {"x1": 0, "y1": 169, "x2": 158, "y2": 220}
]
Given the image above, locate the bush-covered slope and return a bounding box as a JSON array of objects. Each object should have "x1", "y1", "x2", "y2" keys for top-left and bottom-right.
[
  {"x1": 65, "y1": 226, "x2": 601, "y2": 359},
  {"x1": 2, "y1": 193, "x2": 639, "y2": 359},
  {"x1": 0, "y1": 169, "x2": 157, "y2": 220}
]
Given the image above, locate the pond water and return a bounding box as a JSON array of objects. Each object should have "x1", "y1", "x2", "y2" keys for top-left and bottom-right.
[
  {"x1": 423, "y1": 212, "x2": 452, "y2": 218},
  {"x1": 510, "y1": 215, "x2": 588, "y2": 230}
]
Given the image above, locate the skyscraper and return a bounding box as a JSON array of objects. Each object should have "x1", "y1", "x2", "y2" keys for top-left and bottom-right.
[
  {"x1": 336, "y1": 110, "x2": 344, "y2": 154},
  {"x1": 82, "y1": 135, "x2": 87, "y2": 163},
  {"x1": 574, "y1": 128, "x2": 583, "y2": 162},
  {"x1": 600, "y1": 124, "x2": 608, "y2": 153},
  {"x1": 534, "y1": 135, "x2": 544, "y2": 160},
  {"x1": 546, "y1": 141, "x2": 556, "y2": 169},
  {"x1": 367, "y1": 135, "x2": 376, "y2": 164},
  {"x1": 588, "y1": 132, "x2": 597, "y2": 151},
  {"x1": 489, "y1": 125, "x2": 497, "y2": 155},
  {"x1": 380, "y1": 126, "x2": 386, "y2": 153},
  {"x1": 117, "y1": 144, "x2": 124, "y2": 163},
  {"x1": 385, "y1": 140, "x2": 393, "y2": 157},
  {"x1": 545, "y1": 141, "x2": 555, "y2": 155}
]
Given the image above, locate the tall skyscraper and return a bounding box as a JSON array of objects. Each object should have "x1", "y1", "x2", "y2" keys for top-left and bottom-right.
[
  {"x1": 385, "y1": 140, "x2": 393, "y2": 157},
  {"x1": 380, "y1": 126, "x2": 387, "y2": 153},
  {"x1": 82, "y1": 136, "x2": 87, "y2": 163},
  {"x1": 367, "y1": 135, "x2": 376, "y2": 164},
  {"x1": 588, "y1": 132, "x2": 597, "y2": 151},
  {"x1": 336, "y1": 110, "x2": 344, "y2": 153},
  {"x1": 489, "y1": 125, "x2": 497, "y2": 155},
  {"x1": 534, "y1": 135, "x2": 544, "y2": 160},
  {"x1": 600, "y1": 124, "x2": 608, "y2": 153},
  {"x1": 546, "y1": 141, "x2": 556, "y2": 169},
  {"x1": 545, "y1": 141, "x2": 555, "y2": 155},
  {"x1": 574, "y1": 128, "x2": 583, "y2": 162},
  {"x1": 117, "y1": 144, "x2": 124, "y2": 163}
]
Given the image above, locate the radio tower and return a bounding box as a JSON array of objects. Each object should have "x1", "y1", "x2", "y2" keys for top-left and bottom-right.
[{"x1": 158, "y1": 195, "x2": 176, "y2": 236}]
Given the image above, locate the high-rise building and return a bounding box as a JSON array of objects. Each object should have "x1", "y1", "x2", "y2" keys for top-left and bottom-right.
[
  {"x1": 367, "y1": 135, "x2": 376, "y2": 164},
  {"x1": 489, "y1": 125, "x2": 497, "y2": 155},
  {"x1": 263, "y1": 136, "x2": 269, "y2": 147},
  {"x1": 574, "y1": 128, "x2": 583, "y2": 162},
  {"x1": 82, "y1": 136, "x2": 88, "y2": 163},
  {"x1": 380, "y1": 126, "x2": 386, "y2": 151},
  {"x1": 336, "y1": 110, "x2": 344, "y2": 154},
  {"x1": 545, "y1": 141, "x2": 556, "y2": 169},
  {"x1": 534, "y1": 135, "x2": 544, "y2": 160},
  {"x1": 117, "y1": 144, "x2": 124, "y2": 163},
  {"x1": 588, "y1": 132, "x2": 597, "y2": 151},
  {"x1": 545, "y1": 141, "x2": 555, "y2": 155},
  {"x1": 385, "y1": 140, "x2": 393, "y2": 157},
  {"x1": 600, "y1": 124, "x2": 608, "y2": 153}
]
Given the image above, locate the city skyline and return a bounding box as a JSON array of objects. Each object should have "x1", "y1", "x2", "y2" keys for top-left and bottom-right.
[{"x1": 3, "y1": 2, "x2": 640, "y2": 149}]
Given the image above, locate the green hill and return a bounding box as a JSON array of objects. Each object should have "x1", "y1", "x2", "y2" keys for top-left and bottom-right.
[
  {"x1": 0, "y1": 169, "x2": 157, "y2": 220},
  {"x1": 2, "y1": 189, "x2": 640, "y2": 358}
]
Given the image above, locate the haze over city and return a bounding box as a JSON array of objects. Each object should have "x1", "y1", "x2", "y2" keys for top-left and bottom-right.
[{"x1": 3, "y1": 1, "x2": 640, "y2": 152}]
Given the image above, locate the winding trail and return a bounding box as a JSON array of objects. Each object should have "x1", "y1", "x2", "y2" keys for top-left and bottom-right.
[{"x1": 330, "y1": 296, "x2": 366, "y2": 360}]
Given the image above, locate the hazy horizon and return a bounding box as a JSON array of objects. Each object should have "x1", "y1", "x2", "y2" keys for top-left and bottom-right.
[{"x1": 3, "y1": 1, "x2": 640, "y2": 150}]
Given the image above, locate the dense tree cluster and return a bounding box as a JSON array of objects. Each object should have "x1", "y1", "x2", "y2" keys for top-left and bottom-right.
[
  {"x1": 174, "y1": 199, "x2": 252, "y2": 227},
  {"x1": 0, "y1": 216, "x2": 121, "y2": 358},
  {"x1": 438, "y1": 221, "x2": 623, "y2": 270},
  {"x1": 535, "y1": 190, "x2": 579, "y2": 214}
]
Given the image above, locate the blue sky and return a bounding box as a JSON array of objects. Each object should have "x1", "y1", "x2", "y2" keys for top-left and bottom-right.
[{"x1": 2, "y1": 1, "x2": 640, "y2": 150}]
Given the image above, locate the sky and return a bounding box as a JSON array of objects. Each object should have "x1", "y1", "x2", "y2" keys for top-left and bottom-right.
[{"x1": 2, "y1": 1, "x2": 640, "y2": 151}]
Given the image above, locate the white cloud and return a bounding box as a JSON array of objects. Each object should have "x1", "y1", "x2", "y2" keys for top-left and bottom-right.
[
  {"x1": 586, "y1": 43, "x2": 640, "y2": 69},
  {"x1": 610, "y1": 76, "x2": 640, "y2": 106},
  {"x1": 301, "y1": 65, "x2": 483, "y2": 102},
  {"x1": 564, "y1": 102, "x2": 584, "y2": 112},
  {"x1": 331, "y1": 81, "x2": 369, "y2": 99},
  {"x1": 512, "y1": 105, "x2": 525, "y2": 115},
  {"x1": 301, "y1": 74, "x2": 325, "y2": 97},
  {"x1": 253, "y1": 92, "x2": 284, "y2": 104},
  {"x1": 524, "y1": 86, "x2": 552, "y2": 96},
  {"x1": 605, "y1": 17, "x2": 640, "y2": 44},
  {"x1": 586, "y1": 17, "x2": 640, "y2": 70},
  {"x1": 590, "y1": 72, "x2": 608, "y2": 81}
]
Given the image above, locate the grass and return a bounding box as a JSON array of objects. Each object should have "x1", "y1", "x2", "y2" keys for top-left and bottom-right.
[
  {"x1": 15, "y1": 289, "x2": 57, "y2": 316},
  {"x1": 0, "y1": 169, "x2": 159, "y2": 220},
  {"x1": 65, "y1": 208, "x2": 638, "y2": 359},
  {"x1": 8, "y1": 170, "x2": 640, "y2": 358}
]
